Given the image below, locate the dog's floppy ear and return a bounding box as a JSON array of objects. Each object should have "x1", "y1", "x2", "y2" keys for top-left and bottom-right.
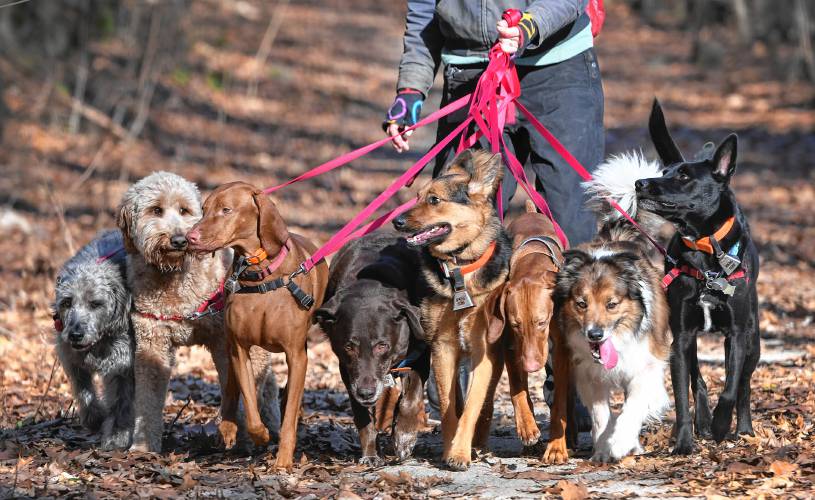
[
  {"x1": 252, "y1": 191, "x2": 289, "y2": 254},
  {"x1": 313, "y1": 293, "x2": 341, "y2": 328},
  {"x1": 399, "y1": 302, "x2": 425, "y2": 341},
  {"x1": 554, "y1": 250, "x2": 591, "y2": 302},
  {"x1": 711, "y1": 134, "x2": 738, "y2": 183},
  {"x1": 484, "y1": 284, "x2": 508, "y2": 344},
  {"x1": 649, "y1": 99, "x2": 684, "y2": 166},
  {"x1": 611, "y1": 252, "x2": 645, "y2": 301},
  {"x1": 465, "y1": 151, "x2": 504, "y2": 199},
  {"x1": 116, "y1": 199, "x2": 138, "y2": 254}
]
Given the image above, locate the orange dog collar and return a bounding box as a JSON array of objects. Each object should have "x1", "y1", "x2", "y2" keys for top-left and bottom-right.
[
  {"x1": 682, "y1": 216, "x2": 735, "y2": 254},
  {"x1": 246, "y1": 247, "x2": 268, "y2": 265},
  {"x1": 458, "y1": 241, "x2": 497, "y2": 275}
]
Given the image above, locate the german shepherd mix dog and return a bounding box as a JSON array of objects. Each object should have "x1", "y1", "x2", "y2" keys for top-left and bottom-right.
[
  {"x1": 637, "y1": 100, "x2": 760, "y2": 455},
  {"x1": 545, "y1": 153, "x2": 671, "y2": 463},
  {"x1": 393, "y1": 149, "x2": 510, "y2": 470},
  {"x1": 315, "y1": 232, "x2": 429, "y2": 465}
]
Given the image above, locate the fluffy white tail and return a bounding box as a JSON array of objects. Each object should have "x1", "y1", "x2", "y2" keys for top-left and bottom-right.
[{"x1": 582, "y1": 151, "x2": 663, "y2": 223}]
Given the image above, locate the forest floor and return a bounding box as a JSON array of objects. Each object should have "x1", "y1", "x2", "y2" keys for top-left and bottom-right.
[{"x1": 1, "y1": 0, "x2": 814, "y2": 498}]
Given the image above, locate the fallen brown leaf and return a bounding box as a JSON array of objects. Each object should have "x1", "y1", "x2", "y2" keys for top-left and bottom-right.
[{"x1": 556, "y1": 479, "x2": 588, "y2": 500}]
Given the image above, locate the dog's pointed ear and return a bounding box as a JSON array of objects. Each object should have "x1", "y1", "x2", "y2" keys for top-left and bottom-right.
[
  {"x1": 649, "y1": 99, "x2": 684, "y2": 166},
  {"x1": 116, "y1": 199, "x2": 137, "y2": 254},
  {"x1": 711, "y1": 134, "x2": 738, "y2": 183},
  {"x1": 466, "y1": 151, "x2": 504, "y2": 199},
  {"x1": 314, "y1": 293, "x2": 341, "y2": 328},
  {"x1": 485, "y1": 284, "x2": 508, "y2": 344},
  {"x1": 252, "y1": 191, "x2": 289, "y2": 253}
]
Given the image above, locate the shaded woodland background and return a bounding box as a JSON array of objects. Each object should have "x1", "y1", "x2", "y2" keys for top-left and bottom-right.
[{"x1": 0, "y1": 0, "x2": 813, "y2": 498}]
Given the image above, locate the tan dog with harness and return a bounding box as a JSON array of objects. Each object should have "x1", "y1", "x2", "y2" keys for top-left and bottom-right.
[{"x1": 187, "y1": 182, "x2": 328, "y2": 470}]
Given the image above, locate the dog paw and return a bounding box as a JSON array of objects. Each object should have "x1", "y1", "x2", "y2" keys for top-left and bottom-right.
[
  {"x1": 736, "y1": 420, "x2": 754, "y2": 437},
  {"x1": 671, "y1": 438, "x2": 696, "y2": 456},
  {"x1": 219, "y1": 421, "x2": 238, "y2": 449},
  {"x1": 542, "y1": 442, "x2": 569, "y2": 464},
  {"x1": 393, "y1": 430, "x2": 418, "y2": 462},
  {"x1": 711, "y1": 406, "x2": 733, "y2": 443},
  {"x1": 129, "y1": 442, "x2": 155, "y2": 453},
  {"x1": 79, "y1": 404, "x2": 106, "y2": 432},
  {"x1": 247, "y1": 424, "x2": 270, "y2": 446},
  {"x1": 272, "y1": 456, "x2": 293, "y2": 472},
  {"x1": 444, "y1": 449, "x2": 472, "y2": 471},
  {"x1": 515, "y1": 416, "x2": 541, "y2": 447},
  {"x1": 101, "y1": 429, "x2": 132, "y2": 451},
  {"x1": 359, "y1": 455, "x2": 384, "y2": 467},
  {"x1": 591, "y1": 450, "x2": 617, "y2": 463},
  {"x1": 606, "y1": 435, "x2": 641, "y2": 462}
]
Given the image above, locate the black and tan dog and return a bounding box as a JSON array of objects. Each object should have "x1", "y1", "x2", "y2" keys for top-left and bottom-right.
[
  {"x1": 393, "y1": 149, "x2": 510, "y2": 470},
  {"x1": 315, "y1": 231, "x2": 429, "y2": 465},
  {"x1": 636, "y1": 100, "x2": 760, "y2": 455}
]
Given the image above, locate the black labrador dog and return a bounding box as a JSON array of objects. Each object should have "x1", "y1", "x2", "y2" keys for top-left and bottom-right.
[
  {"x1": 315, "y1": 231, "x2": 429, "y2": 465},
  {"x1": 635, "y1": 100, "x2": 760, "y2": 455}
]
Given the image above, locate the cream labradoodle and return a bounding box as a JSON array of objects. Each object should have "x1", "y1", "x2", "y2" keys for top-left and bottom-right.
[{"x1": 118, "y1": 171, "x2": 278, "y2": 452}]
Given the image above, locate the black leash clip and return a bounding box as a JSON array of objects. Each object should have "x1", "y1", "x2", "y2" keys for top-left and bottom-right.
[{"x1": 285, "y1": 268, "x2": 315, "y2": 309}]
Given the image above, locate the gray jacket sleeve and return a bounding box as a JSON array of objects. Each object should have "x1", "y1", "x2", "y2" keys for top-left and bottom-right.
[
  {"x1": 396, "y1": 0, "x2": 443, "y2": 97},
  {"x1": 525, "y1": 0, "x2": 588, "y2": 48}
]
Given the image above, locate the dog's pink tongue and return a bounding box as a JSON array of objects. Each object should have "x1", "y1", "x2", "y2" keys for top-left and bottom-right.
[{"x1": 599, "y1": 338, "x2": 618, "y2": 370}]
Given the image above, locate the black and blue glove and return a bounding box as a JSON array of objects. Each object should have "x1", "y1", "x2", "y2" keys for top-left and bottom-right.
[{"x1": 383, "y1": 88, "x2": 424, "y2": 132}]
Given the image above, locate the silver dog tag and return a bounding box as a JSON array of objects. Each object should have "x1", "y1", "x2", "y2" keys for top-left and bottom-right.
[
  {"x1": 717, "y1": 253, "x2": 741, "y2": 276},
  {"x1": 448, "y1": 267, "x2": 475, "y2": 311}
]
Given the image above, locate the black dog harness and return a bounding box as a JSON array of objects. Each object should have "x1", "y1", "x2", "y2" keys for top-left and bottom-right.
[{"x1": 225, "y1": 241, "x2": 315, "y2": 309}]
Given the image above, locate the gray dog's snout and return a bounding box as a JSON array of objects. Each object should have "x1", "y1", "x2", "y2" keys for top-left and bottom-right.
[{"x1": 170, "y1": 235, "x2": 188, "y2": 250}]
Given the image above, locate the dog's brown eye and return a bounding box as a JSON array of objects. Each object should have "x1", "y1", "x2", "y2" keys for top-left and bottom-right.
[
  {"x1": 222, "y1": 207, "x2": 232, "y2": 215},
  {"x1": 179, "y1": 207, "x2": 190, "y2": 215},
  {"x1": 678, "y1": 173, "x2": 689, "y2": 182},
  {"x1": 374, "y1": 342, "x2": 389, "y2": 354},
  {"x1": 576, "y1": 299, "x2": 588, "y2": 310},
  {"x1": 152, "y1": 207, "x2": 163, "y2": 216},
  {"x1": 427, "y1": 195, "x2": 440, "y2": 205},
  {"x1": 344, "y1": 343, "x2": 355, "y2": 352},
  {"x1": 90, "y1": 300, "x2": 105, "y2": 309},
  {"x1": 59, "y1": 298, "x2": 72, "y2": 309},
  {"x1": 607, "y1": 301, "x2": 618, "y2": 310}
]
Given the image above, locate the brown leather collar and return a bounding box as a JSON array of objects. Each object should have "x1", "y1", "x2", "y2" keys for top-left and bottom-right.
[{"x1": 510, "y1": 235, "x2": 562, "y2": 269}]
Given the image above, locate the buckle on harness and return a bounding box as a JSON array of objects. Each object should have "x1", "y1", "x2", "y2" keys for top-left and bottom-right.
[{"x1": 285, "y1": 268, "x2": 315, "y2": 309}]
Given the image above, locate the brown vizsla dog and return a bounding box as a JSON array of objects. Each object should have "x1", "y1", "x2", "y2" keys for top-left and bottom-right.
[
  {"x1": 484, "y1": 200, "x2": 563, "y2": 448},
  {"x1": 186, "y1": 182, "x2": 328, "y2": 470}
]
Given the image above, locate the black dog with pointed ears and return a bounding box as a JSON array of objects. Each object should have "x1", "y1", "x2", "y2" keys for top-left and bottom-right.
[{"x1": 635, "y1": 100, "x2": 760, "y2": 455}]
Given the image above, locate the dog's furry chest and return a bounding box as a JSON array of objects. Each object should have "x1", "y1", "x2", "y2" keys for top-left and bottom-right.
[
  {"x1": 59, "y1": 334, "x2": 132, "y2": 377},
  {"x1": 420, "y1": 294, "x2": 488, "y2": 352},
  {"x1": 568, "y1": 330, "x2": 666, "y2": 390},
  {"x1": 128, "y1": 255, "x2": 226, "y2": 347}
]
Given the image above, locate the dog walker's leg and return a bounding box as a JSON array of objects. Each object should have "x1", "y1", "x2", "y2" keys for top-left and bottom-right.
[
  {"x1": 275, "y1": 344, "x2": 307, "y2": 471},
  {"x1": 543, "y1": 329, "x2": 570, "y2": 464},
  {"x1": 473, "y1": 344, "x2": 504, "y2": 450},
  {"x1": 505, "y1": 353, "x2": 540, "y2": 447},
  {"x1": 393, "y1": 369, "x2": 425, "y2": 462},
  {"x1": 447, "y1": 336, "x2": 496, "y2": 470},
  {"x1": 101, "y1": 371, "x2": 135, "y2": 450},
  {"x1": 131, "y1": 332, "x2": 173, "y2": 453},
  {"x1": 231, "y1": 342, "x2": 269, "y2": 448},
  {"x1": 711, "y1": 333, "x2": 747, "y2": 442},
  {"x1": 736, "y1": 313, "x2": 760, "y2": 436}
]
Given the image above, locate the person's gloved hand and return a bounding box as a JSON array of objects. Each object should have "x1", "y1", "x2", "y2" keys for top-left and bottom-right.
[
  {"x1": 383, "y1": 89, "x2": 424, "y2": 153},
  {"x1": 496, "y1": 12, "x2": 538, "y2": 57}
]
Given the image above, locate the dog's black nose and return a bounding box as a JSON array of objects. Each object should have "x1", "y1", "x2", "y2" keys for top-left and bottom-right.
[
  {"x1": 170, "y1": 235, "x2": 188, "y2": 249},
  {"x1": 68, "y1": 331, "x2": 83, "y2": 343},
  {"x1": 356, "y1": 385, "x2": 377, "y2": 401},
  {"x1": 635, "y1": 179, "x2": 649, "y2": 192},
  {"x1": 587, "y1": 327, "x2": 604, "y2": 342},
  {"x1": 392, "y1": 215, "x2": 407, "y2": 230}
]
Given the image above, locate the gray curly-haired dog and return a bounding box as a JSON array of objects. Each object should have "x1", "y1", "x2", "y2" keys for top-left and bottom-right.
[
  {"x1": 117, "y1": 171, "x2": 278, "y2": 453},
  {"x1": 54, "y1": 229, "x2": 134, "y2": 450}
]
